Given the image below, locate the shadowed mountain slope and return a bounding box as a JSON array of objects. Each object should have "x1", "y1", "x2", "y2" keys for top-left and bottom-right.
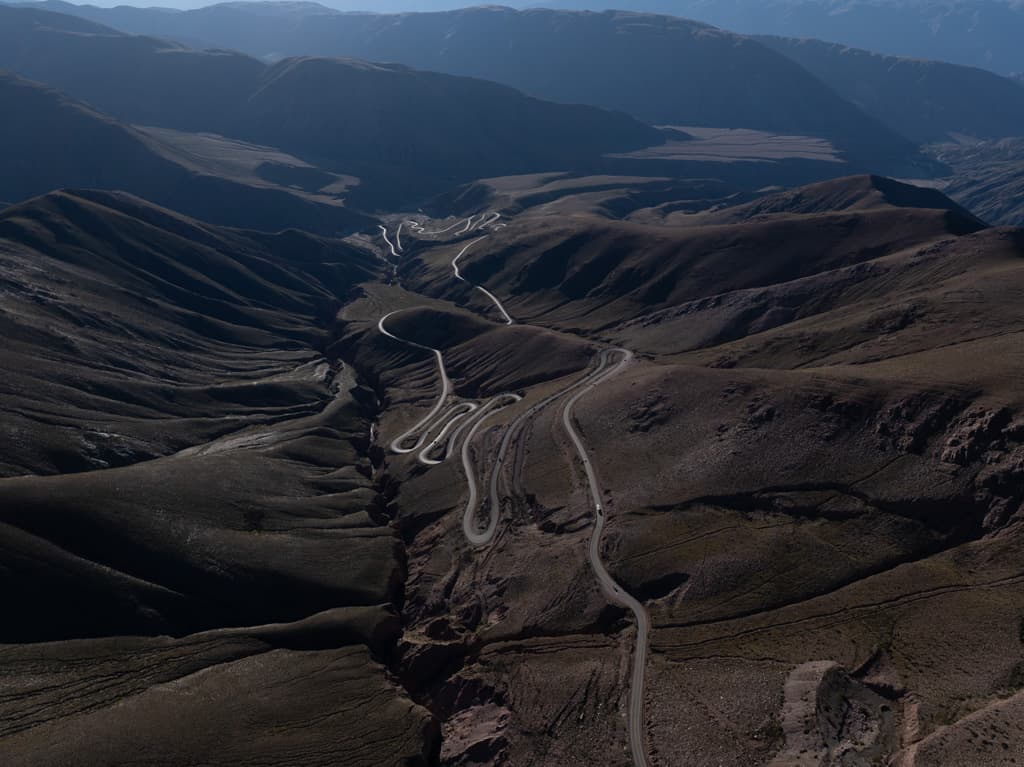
[
  {"x1": 2, "y1": 6, "x2": 1022, "y2": 760},
  {"x1": 15, "y1": 3, "x2": 941, "y2": 177},
  {"x1": 0, "y1": 188, "x2": 444, "y2": 764},
  {"x1": 757, "y1": 35, "x2": 1024, "y2": 143},
  {"x1": 0, "y1": 72, "x2": 369, "y2": 233},
  {"x1": 402, "y1": 176, "x2": 986, "y2": 336},
  {"x1": 0, "y1": 5, "x2": 666, "y2": 207},
  {"x1": 33, "y1": 0, "x2": 1024, "y2": 77},
  {"x1": 659, "y1": 173, "x2": 987, "y2": 226},
  {"x1": 0, "y1": 189, "x2": 386, "y2": 634},
  {"x1": 535, "y1": 0, "x2": 1024, "y2": 75},
  {"x1": 930, "y1": 138, "x2": 1024, "y2": 227},
  {"x1": 327, "y1": 172, "x2": 1024, "y2": 764},
  {"x1": 232, "y1": 56, "x2": 663, "y2": 189},
  {"x1": 0, "y1": 5, "x2": 263, "y2": 129},
  {"x1": 0, "y1": 627, "x2": 438, "y2": 767}
]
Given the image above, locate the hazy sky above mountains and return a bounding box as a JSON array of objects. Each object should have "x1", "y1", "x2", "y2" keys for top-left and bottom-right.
[
  {"x1": 13, "y1": 0, "x2": 639, "y2": 9},
  {"x1": 42, "y1": 0, "x2": 498, "y2": 8},
  {"x1": 24, "y1": 0, "x2": 1024, "y2": 14}
]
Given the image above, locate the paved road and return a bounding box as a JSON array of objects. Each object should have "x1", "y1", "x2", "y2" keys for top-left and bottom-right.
[
  {"x1": 451, "y1": 237, "x2": 488, "y2": 281},
  {"x1": 451, "y1": 237, "x2": 514, "y2": 325},
  {"x1": 378, "y1": 225, "x2": 400, "y2": 258},
  {"x1": 460, "y1": 393, "x2": 523, "y2": 545},
  {"x1": 409, "y1": 219, "x2": 465, "y2": 237},
  {"x1": 561, "y1": 348, "x2": 650, "y2": 767},
  {"x1": 379, "y1": 214, "x2": 651, "y2": 767},
  {"x1": 418, "y1": 402, "x2": 478, "y2": 465},
  {"x1": 378, "y1": 308, "x2": 517, "y2": 468},
  {"x1": 460, "y1": 353, "x2": 617, "y2": 547},
  {"x1": 389, "y1": 215, "x2": 514, "y2": 324},
  {"x1": 407, "y1": 212, "x2": 501, "y2": 238},
  {"x1": 457, "y1": 213, "x2": 492, "y2": 234},
  {"x1": 378, "y1": 309, "x2": 452, "y2": 454}
]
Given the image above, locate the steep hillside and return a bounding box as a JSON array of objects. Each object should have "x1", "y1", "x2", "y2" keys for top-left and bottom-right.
[
  {"x1": 928, "y1": 138, "x2": 1024, "y2": 227},
  {"x1": 328, "y1": 174, "x2": 1024, "y2": 765},
  {"x1": 0, "y1": 189, "x2": 438, "y2": 764},
  {"x1": 0, "y1": 5, "x2": 666, "y2": 206},
  {"x1": 0, "y1": 5, "x2": 263, "y2": 129},
  {"x1": 3, "y1": 7, "x2": 1024, "y2": 765},
  {"x1": 758, "y1": 35, "x2": 1024, "y2": 143},
  {"x1": 400, "y1": 176, "x2": 985, "y2": 335},
  {"x1": 0, "y1": 188, "x2": 381, "y2": 622},
  {"x1": 229, "y1": 56, "x2": 663, "y2": 195},
  {"x1": 0, "y1": 72, "x2": 368, "y2": 233},
  {"x1": 30, "y1": 0, "x2": 1024, "y2": 76},
  {"x1": 655, "y1": 173, "x2": 987, "y2": 226}
]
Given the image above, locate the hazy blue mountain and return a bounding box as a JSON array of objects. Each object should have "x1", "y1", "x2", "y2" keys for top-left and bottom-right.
[
  {"x1": 14, "y1": 0, "x2": 1024, "y2": 78},
  {"x1": 14, "y1": 2, "x2": 940, "y2": 176},
  {"x1": 532, "y1": 0, "x2": 1024, "y2": 75},
  {"x1": 758, "y1": 35, "x2": 1024, "y2": 143}
]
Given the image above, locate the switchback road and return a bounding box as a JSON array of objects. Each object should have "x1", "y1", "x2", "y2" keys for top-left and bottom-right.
[{"x1": 379, "y1": 215, "x2": 651, "y2": 767}]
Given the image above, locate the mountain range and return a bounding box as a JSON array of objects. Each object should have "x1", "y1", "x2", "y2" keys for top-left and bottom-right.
[
  {"x1": 20, "y1": 1, "x2": 1024, "y2": 225},
  {"x1": 0, "y1": 5, "x2": 680, "y2": 208},
  {"x1": 534, "y1": 0, "x2": 1024, "y2": 75},
  {"x1": 2, "y1": 1, "x2": 1024, "y2": 765},
  {"x1": 19, "y1": 0, "x2": 1024, "y2": 74},
  {"x1": 0, "y1": 3, "x2": 944, "y2": 172}
]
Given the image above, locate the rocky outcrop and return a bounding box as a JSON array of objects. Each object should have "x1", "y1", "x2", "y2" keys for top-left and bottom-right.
[{"x1": 769, "y1": 661, "x2": 899, "y2": 767}]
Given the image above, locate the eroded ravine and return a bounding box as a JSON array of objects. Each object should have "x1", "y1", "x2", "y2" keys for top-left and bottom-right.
[{"x1": 375, "y1": 215, "x2": 654, "y2": 766}]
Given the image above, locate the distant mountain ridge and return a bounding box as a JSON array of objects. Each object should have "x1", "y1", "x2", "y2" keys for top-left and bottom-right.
[
  {"x1": 530, "y1": 0, "x2": 1024, "y2": 75},
  {"x1": 12, "y1": 2, "x2": 942, "y2": 176},
  {"x1": 931, "y1": 138, "x2": 1024, "y2": 227},
  {"x1": 756, "y1": 35, "x2": 1024, "y2": 143},
  {"x1": 0, "y1": 5, "x2": 667, "y2": 207},
  {"x1": 13, "y1": 0, "x2": 1024, "y2": 80}
]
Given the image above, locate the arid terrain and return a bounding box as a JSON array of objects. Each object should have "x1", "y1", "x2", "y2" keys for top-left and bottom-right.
[
  {"x1": 343, "y1": 175, "x2": 1024, "y2": 766},
  {"x1": 2, "y1": 2, "x2": 1024, "y2": 766}
]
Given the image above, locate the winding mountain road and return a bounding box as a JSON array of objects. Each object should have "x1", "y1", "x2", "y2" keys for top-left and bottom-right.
[
  {"x1": 451, "y1": 237, "x2": 514, "y2": 325},
  {"x1": 378, "y1": 308, "x2": 520, "y2": 471},
  {"x1": 377, "y1": 309, "x2": 452, "y2": 454},
  {"x1": 379, "y1": 215, "x2": 651, "y2": 767},
  {"x1": 460, "y1": 392, "x2": 523, "y2": 546},
  {"x1": 406, "y1": 212, "x2": 500, "y2": 238},
  {"x1": 418, "y1": 402, "x2": 477, "y2": 465},
  {"x1": 378, "y1": 225, "x2": 400, "y2": 258},
  {"x1": 561, "y1": 348, "x2": 650, "y2": 767}
]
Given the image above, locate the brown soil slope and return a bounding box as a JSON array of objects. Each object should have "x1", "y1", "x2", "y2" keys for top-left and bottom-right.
[
  {"x1": 402, "y1": 176, "x2": 984, "y2": 337},
  {"x1": 351, "y1": 175, "x2": 1024, "y2": 765},
  {"x1": 34, "y1": 3, "x2": 941, "y2": 176},
  {"x1": 0, "y1": 191, "x2": 437, "y2": 765},
  {"x1": 3, "y1": 167, "x2": 1022, "y2": 765}
]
